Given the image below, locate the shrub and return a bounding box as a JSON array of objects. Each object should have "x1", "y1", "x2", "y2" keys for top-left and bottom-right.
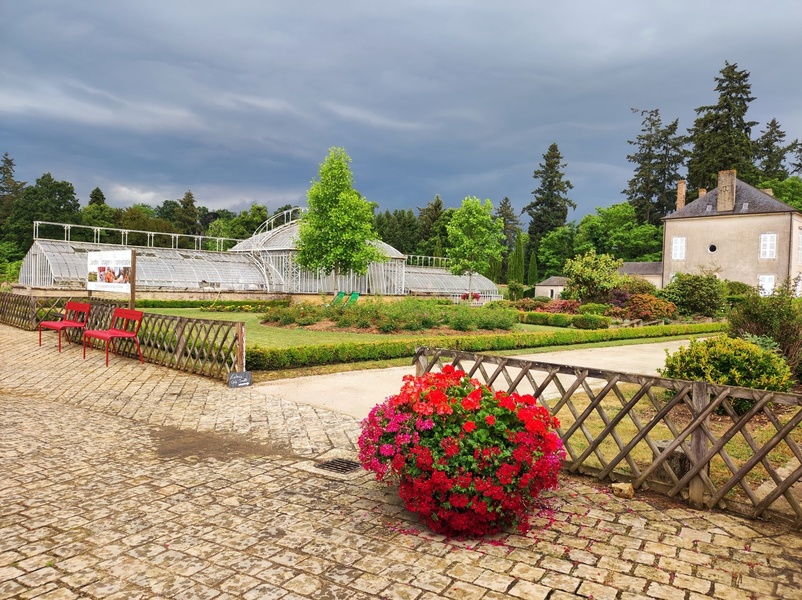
[
  {"x1": 518, "y1": 312, "x2": 552, "y2": 326},
  {"x1": 447, "y1": 306, "x2": 477, "y2": 331},
  {"x1": 577, "y1": 303, "x2": 608, "y2": 315},
  {"x1": 728, "y1": 280, "x2": 802, "y2": 375},
  {"x1": 473, "y1": 308, "x2": 518, "y2": 330},
  {"x1": 507, "y1": 280, "x2": 524, "y2": 301},
  {"x1": 659, "y1": 272, "x2": 726, "y2": 317},
  {"x1": 625, "y1": 294, "x2": 677, "y2": 321},
  {"x1": 619, "y1": 277, "x2": 657, "y2": 296},
  {"x1": 723, "y1": 279, "x2": 755, "y2": 295},
  {"x1": 547, "y1": 313, "x2": 572, "y2": 327},
  {"x1": 659, "y1": 337, "x2": 794, "y2": 415},
  {"x1": 540, "y1": 300, "x2": 581, "y2": 314},
  {"x1": 358, "y1": 365, "x2": 563, "y2": 536},
  {"x1": 571, "y1": 314, "x2": 611, "y2": 330}
]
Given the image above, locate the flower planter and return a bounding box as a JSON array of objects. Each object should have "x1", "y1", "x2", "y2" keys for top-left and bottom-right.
[{"x1": 359, "y1": 365, "x2": 564, "y2": 536}]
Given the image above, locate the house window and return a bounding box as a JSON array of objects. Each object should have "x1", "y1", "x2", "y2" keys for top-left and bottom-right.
[
  {"x1": 671, "y1": 237, "x2": 686, "y2": 260},
  {"x1": 760, "y1": 233, "x2": 777, "y2": 259},
  {"x1": 758, "y1": 275, "x2": 775, "y2": 296}
]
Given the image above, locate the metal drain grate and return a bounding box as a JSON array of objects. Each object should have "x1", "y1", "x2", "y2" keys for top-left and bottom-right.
[{"x1": 315, "y1": 458, "x2": 362, "y2": 474}]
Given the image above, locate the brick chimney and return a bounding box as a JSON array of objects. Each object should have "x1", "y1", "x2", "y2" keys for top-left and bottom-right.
[
  {"x1": 676, "y1": 180, "x2": 686, "y2": 210},
  {"x1": 717, "y1": 169, "x2": 736, "y2": 212}
]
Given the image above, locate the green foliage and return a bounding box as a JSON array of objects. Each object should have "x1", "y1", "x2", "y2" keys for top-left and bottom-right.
[
  {"x1": 754, "y1": 118, "x2": 795, "y2": 181},
  {"x1": 623, "y1": 109, "x2": 688, "y2": 226},
  {"x1": 524, "y1": 142, "x2": 575, "y2": 254},
  {"x1": 507, "y1": 229, "x2": 526, "y2": 285},
  {"x1": 506, "y1": 280, "x2": 524, "y2": 301},
  {"x1": 624, "y1": 294, "x2": 677, "y2": 321},
  {"x1": 722, "y1": 279, "x2": 755, "y2": 295},
  {"x1": 526, "y1": 250, "x2": 538, "y2": 286},
  {"x1": 547, "y1": 313, "x2": 572, "y2": 327},
  {"x1": 756, "y1": 176, "x2": 802, "y2": 211},
  {"x1": 537, "y1": 224, "x2": 575, "y2": 279},
  {"x1": 246, "y1": 322, "x2": 726, "y2": 370},
  {"x1": 741, "y1": 333, "x2": 781, "y2": 353},
  {"x1": 375, "y1": 208, "x2": 420, "y2": 255},
  {"x1": 659, "y1": 272, "x2": 726, "y2": 317},
  {"x1": 574, "y1": 202, "x2": 662, "y2": 260},
  {"x1": 446, "y1": 197, "x2": 504, "y2": 290},
  {"x1": 562, "y1": 249, "x2": 626, "y2": 304},
  {"x1": 571, "y1": 314, "x2": 611, "y2": 330},
  {"x1": 727, "y1": 279, "x2": 802, "y2": 375},
  {"x1": 687, "y1": 61, "x2": 760, "y2": 190},
  {"x1": 620, "y1": 277, "x2": 657, "y2": 296},
  {"x1": 296, "y1": 147, "x2": 384, "y2": 279},
  {"x1": 659, "y1": 337, "x2": 794, "y2": 415},
  {"x1": 577, "y1": 303, "x2": 608, "y2": 315},
  {"x1": 3, "y1": 172, "x2": 80, "y2": 259}
]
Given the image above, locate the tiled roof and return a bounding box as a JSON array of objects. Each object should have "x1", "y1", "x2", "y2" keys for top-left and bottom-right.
[
  {"x1": 536, "y1": 276, "x2": 567, "y2": 286},
  {"x1": 664, "y1": 179, "x2": 797, "y2": 220},
  {"x1": 619, "y1": 262, "x2": 662, "y2": 276}
]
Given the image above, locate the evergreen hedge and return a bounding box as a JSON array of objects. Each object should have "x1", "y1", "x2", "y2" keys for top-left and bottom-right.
[{"x1": 246, "y1": 322, "x2": 725, "y2": 370}]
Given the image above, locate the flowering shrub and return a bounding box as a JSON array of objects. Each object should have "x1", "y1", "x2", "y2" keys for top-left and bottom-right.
[
  {"x1": 461, "y1": 292, "x2": 481, "y2": 301},
  {"x1": 359, "y1": 365, "x2": 564, "y2": 536}
]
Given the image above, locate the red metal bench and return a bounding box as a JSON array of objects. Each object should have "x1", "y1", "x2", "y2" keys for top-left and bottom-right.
[
  {"x1": 83, "y1": 307, "x2": 145, "y2": 366},
  {"x1": 38, "y1": 301, "x2": 92, "y2": 352}
]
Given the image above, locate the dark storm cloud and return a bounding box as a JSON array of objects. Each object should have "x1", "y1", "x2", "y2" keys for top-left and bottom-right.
[{"x1": 2, "y1": 1, "x2": 800, "y2": 220}]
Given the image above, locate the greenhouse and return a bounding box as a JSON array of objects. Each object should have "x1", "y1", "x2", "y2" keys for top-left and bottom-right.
[{"x1": 18, "y1": 215, "x2": 501, "y2": 301}]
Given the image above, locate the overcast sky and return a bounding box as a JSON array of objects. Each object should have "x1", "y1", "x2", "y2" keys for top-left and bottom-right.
[{"x1": 2, "y1": 1, "x2": 801, "y2": 223}]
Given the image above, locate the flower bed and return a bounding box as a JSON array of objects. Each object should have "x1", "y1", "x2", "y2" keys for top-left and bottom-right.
[{"x1": 358, "y1": 365, "x2": 564, "y2": 536}]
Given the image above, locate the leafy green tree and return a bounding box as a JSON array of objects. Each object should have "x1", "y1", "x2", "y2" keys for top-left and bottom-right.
[
  {"x1": 756, "y1": 176, "x2": 802, "y2": 210},
  {"x1": 624, "y1": 108, "x2": 688, "y2": 225},
  {"x1": 687, "y1": 61, "x2": 759, "y2": 191},
  {"x1": 526, "y1": 250, "x2": 538, "y2": 285},
  {"x1": 523, "y1": 143, "x2": 575, "y2": 257},
  {"x1": 296, "y1": 147, "x2": 384, "y2": 288},
  {"x1": 537, "y1": 224, "x2": 576, "y2": 279},
  {"x1": 562, "y1": 249, "x2": 626, "y2": 303},
  {"x1": 79, "y1": 202, "x2": 118, "y2": 234},
  {"x1": 446, "y1": 196, "x2": 504, "y2": 296},
  {"x1": 507, "y1": 229, "x2": 526, "y2": 285},
  {"x1": 494, "y1": 196, "x2": 519, "y2": 281},
  {"x1": 0, "y1": 153, "x2": 27, "y2": 235},
  {"x1": 376, "y1": 208, "x2": 420, "y2": 255},
  {"x1": 574, "y1": 202, "x2": 662, "y2": 261},
  {"x1": 2, "y1": 172, "x2": 80, "y2": 259},
  {"x1": 115, "y1": 205, "x2": 177, "y2": 245},
  {"x1": 173, "y1": 190, "x2": 202, "y2": 236},
  {"x1": 659, "y1": 272, "x2": 726, "y2": 317},
  {"x1": 88, "y1": 187, "x2": 107, "y2": 206},
  {"x1": 416, "y1": 194, "x2": 444, "y2": 255},
  {"x1": 753, "y1": 118, "x2": 796, "y2": 181}
]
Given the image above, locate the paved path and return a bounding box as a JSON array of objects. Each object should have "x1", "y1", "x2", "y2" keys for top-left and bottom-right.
[{"x1": 2, "y1": 324, "x2": 802, "y2": 599}]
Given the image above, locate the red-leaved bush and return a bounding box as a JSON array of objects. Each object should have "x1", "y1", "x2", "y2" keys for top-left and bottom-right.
[
  {"x1": 359, "y1": 365, "x2": 564, "y2": 536},
  {"x1": 537, "y1": 299, "x2": 581, "y2": 314}
]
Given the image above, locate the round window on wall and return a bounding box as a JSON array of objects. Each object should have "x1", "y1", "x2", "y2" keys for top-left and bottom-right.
[{"x1": 708, "y1": 244, "x2": 718, "y2": 253}]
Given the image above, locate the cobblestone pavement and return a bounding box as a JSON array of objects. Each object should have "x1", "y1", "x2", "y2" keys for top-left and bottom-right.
[{"x1": 2, "y1": 323, "x2": 802, "y2": 599}]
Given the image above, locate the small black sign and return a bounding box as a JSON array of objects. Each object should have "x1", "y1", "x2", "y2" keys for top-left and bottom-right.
[{"x1": 228, "y1": 371, "x2": 252, "y2": 388}]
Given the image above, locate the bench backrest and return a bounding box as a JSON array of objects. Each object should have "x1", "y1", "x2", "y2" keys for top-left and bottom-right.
[
  {"x1": 109, "y1": 308, "x2": 144, "y2": 335},
  {"x1": 64, "y1": 301, "x2": 91, "y2": 324}
]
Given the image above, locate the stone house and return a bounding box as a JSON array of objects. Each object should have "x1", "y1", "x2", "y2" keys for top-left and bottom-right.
[
  {"x1": 662, "y1": 170, "x2": 802, "y2": 294},
  {"x1": 533, "y1": 276, "x2": 566, "y2": 299}
]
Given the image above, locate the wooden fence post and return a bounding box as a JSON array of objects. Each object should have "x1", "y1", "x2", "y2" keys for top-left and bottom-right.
[
  {"x1": 236, "y1": 322, "x2": 245, "y2": 372},
  {"x1": 689, "y1": 381, "x2": 709, "y2": 509}
]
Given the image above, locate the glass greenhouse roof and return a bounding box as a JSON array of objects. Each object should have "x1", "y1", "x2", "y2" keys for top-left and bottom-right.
[
  {"x1": 24, "y1": 240, "x2": 266, "y2": 290},
  {"x1": 229, "y1": 221, "x2": 405, "y2": 259}
]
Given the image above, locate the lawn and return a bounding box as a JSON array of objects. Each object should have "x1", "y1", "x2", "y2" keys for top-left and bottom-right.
[{"x1": 142, "y1": 307, "x2": 563, "y2": 349}]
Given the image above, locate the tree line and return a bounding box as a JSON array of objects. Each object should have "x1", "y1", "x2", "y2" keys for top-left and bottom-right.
[{"x1": 2, "y1": 61, "x2": 801, "y2": 287}]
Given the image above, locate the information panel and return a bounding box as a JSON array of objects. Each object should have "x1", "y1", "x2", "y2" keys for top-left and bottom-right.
[{"x1": 87, "y1": 250, "x2": 132, "y2": 293}]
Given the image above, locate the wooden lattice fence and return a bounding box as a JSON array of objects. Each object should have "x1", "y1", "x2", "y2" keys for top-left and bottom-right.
[
  {"x1": 415, "y1": 347, "x2": 802, "y2": 529},
  {"x1": 0, "y1": 293, "x2": 244, "y2": 379}
]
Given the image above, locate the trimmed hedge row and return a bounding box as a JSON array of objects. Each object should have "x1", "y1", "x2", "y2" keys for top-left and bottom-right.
[
  {"x1": 518, "y1": 311, "x2": 612, "y2": 329},
  {"x1": 246, "y1": 322, "x2": 726, "y2": 370}
]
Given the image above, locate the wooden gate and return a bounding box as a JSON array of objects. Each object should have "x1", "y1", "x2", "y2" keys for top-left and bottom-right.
[{"x1": 414, "y1": 347, "x2": 802, "y2": 529}]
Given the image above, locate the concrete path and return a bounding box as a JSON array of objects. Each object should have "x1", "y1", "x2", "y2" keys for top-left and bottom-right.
[
  {"x1": 2, "y1": 324, "x2": 802, "y2": 599},
  {"x1": 253, "y1": 340, "x2": 690, "y2": 420}
]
